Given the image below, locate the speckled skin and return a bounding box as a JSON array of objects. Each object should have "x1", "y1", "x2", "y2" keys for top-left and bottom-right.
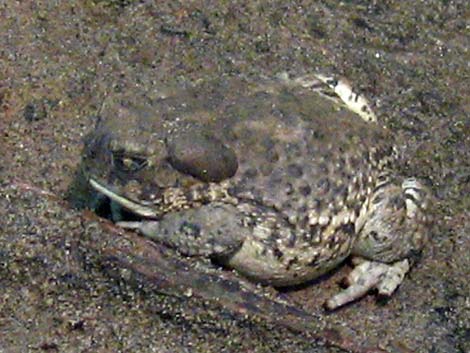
[{"x1": 82, "y1": 75, "x2": 429, "y2": 307}]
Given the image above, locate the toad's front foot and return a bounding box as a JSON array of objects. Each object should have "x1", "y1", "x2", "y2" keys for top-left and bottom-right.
[{"x1": 325, "y1": 258, "x2": 410, "y2": 310}]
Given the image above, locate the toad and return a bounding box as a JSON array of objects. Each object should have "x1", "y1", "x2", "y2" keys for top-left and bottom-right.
[{"x1": 81, "y1": 73, "x2": 429, "y2": 309}]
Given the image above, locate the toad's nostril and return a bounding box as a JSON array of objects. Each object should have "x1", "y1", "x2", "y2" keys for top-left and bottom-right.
[{"x1": 166, "y1": 130, "x2": 238, "y2": 183}]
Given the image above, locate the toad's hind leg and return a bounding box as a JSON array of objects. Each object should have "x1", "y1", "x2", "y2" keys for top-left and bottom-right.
[
  {"x1": 286, "y1": 73, "x2": 377, "y2": 123},
  {"x1": 327, "y1": 178, "x2": 430, "y2": 309}
]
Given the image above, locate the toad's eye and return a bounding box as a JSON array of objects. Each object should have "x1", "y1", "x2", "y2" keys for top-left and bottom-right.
[{"x1": 112, "y1": 152, "x2": 148, "y2": 173}]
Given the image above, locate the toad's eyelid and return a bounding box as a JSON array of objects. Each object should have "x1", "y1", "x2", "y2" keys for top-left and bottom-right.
[{"x1": 112, "y1": 152, "x2": 149, "y2": 172}]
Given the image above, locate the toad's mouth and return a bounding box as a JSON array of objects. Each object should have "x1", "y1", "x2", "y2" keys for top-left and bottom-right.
[
  {"x1": 88, "y1": 177, "x2": 296, "y2": 230},
  {"x1": 89, "y1": 175, "x2": 247, "y2": 222},
  {"x1": 89, "y1": 178, "x2": 162, "y2": 219}
]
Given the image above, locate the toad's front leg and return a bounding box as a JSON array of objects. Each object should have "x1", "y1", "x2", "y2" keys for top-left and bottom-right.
[{"x1": 118, "y1": 202, "x2": 247, "y2": 258}]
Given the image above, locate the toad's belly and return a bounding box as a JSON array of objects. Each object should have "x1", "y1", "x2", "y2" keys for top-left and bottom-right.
[{"x1": 223, "y1": 237, "x2": 352, "y2": 287}]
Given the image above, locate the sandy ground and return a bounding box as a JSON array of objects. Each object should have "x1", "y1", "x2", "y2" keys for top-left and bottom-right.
[{"x1": 1, "y1": 1, "x2": 469, "y2": 352}]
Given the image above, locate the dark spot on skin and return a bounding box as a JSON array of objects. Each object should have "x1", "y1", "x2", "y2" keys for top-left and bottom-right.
[
  {"x1": 241, "y1": 215, "x2": 257, "y2": 228},
  {"x1": 191, "y1": 184, "x2": 214, "y2": 205},
  {"x1": 311, "y1": 198, "x2": 322, "y2": 212},
  {"x1": 285, "y1": 257, "x2": 298, "y2": 270},
  {"x1": 327, "y1": 235, "x2": 338, "y2": 249},
  {"x1": 248, "y1": 188, "x2": 263, "y2": 202},
  {"x1": 349, "y1": 155, "x2": 361, "y2": 169},
  {"x1": 287, "y1": 163, "x2": 303, "y2": 178},
  {"x1": 362, "y1": 151, "x2": 370, "y2": 163},
  {"x1": 285, "y1": 143, "x2": 302, "y2": 157},
  {"x1": 372, "y1": 192, "x2": 385, "y2": 204},
  {"x1": 334, "y1": 184, "x2": 348, "y2": 201},
  {"x1": 335, "y1": 157, "x2": 346, "y2": 170},
  {"x1": 284, "y1": 182, "x2": 294, "y2": 195},
  {"x1": 412, "y1": 187, "x2": 428, "y2": 200},
  {"x1": 390, "y1": 195, "x2": 406, "y2": 209},
  {"x1": 341, "y1": 171, "x2": 352, "y2": 182},
  {"x1": 179, "y1": 221, "x2": 201, "y2": 238},
  {"x1": 298, "y1": 184, "x2": 312, "y2": 196},
  {"x1": 243, "y1": 168, "x2": 258, "y2": 179},
  {"x1": 307, "y1": 224, "x2": 322, "y2": 243},
  {"x1": 322, "y1": 150, "x2": 333, "y2": 163},
  {"x1": 317, "y1": 178, "x2": 330, "y2": 195},
  {"x1": 287, "y1": 233, "x2": 297, "y2": 247},
  {"x1": 404, "y1": 193, "x2": 419, "y2": 204},
  {"x1": 317, "y1": 163, "x2": 329, "y2": 174},
  {"x1": 343, "y1": 223, "x2": 355, "y2": 234},
  {"x1": 269, "y1": 230, "x2": 281, "y2": 241},
  {"x1": 326, "y1": 78, "x2": 338, "y2": 87},
  {"x1": 377, "y1": 174, "x2": 389, "y2": 183},
  {"x1": 282, "y1": 201, "x2": 294, "y2": 212},
  {"x1": 261, "y1": 137, "x2": 276, "y2": 150},
  {"x1": 239, "y1": 300, "x2": 262, "y2": 314},
  {"x1": 139, "y1": 181, "x2": 164, "y2": 201},
  {"x1": 219, "y1": 278, "x2": 242, "y2": 293},
  {"x1": 266, "y1": 148, "x2": 279, "y2": 163},
  {"x1": 273, "y1": 248, "x2": 284, "y2": 259},
  {"x1": 227, "y1": 185, "x2": 241, "y2": 196},
  {"x1": 360, "y1": 173, "x2": 369, "y2": 185},
  {"x1": 312, "y1": 130, "x2": 325, "y2": 140},
  {"x1": 369, "y1": 230, "x2": 379, "y2": 240},
  {"x1": 354, "y1": 206, "x2": 362, "y2": 218},
  {"x1": 307, "y1": 253, "x2": 320, "y2": 267}
]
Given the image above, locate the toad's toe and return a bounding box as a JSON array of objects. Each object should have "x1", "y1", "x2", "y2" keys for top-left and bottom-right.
[{"x1": 325, "y1": 258, "x2": 410, "y2": 310}]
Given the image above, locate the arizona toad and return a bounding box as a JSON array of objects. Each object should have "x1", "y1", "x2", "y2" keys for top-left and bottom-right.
[{"x1": 81, "y1": 73, "x2": 430, "y2": 309}]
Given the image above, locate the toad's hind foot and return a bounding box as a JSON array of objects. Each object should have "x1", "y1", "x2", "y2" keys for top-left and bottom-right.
[{"x1": 325, "y1": 258, "x2": 410, "y2": 310}]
